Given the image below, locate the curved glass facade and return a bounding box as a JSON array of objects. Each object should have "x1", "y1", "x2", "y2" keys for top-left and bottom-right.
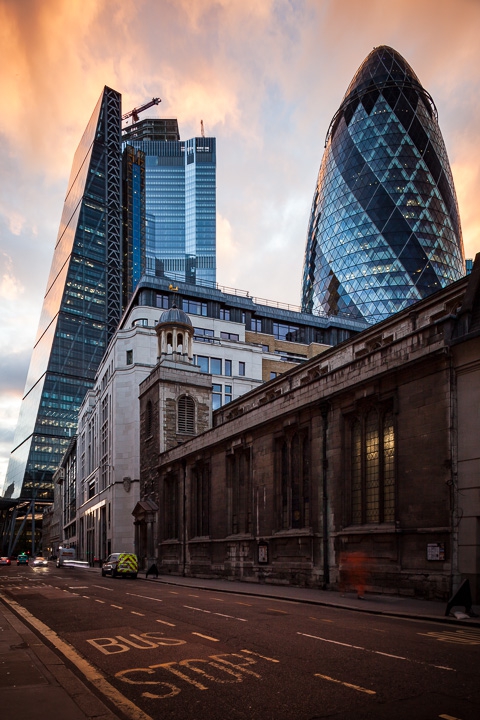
[
  {"x1": 302, "y1": 46, "x2": 465, "y2": 323},
  {"x1": 3, "y1": 87, "x2": 122, "y2": 501}
]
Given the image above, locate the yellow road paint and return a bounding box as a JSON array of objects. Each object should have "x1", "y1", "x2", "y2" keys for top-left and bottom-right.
[
  {"x1": 268, "y1": 609, "x2": 288, "y2": 614},
  {"x1": 419, "y1": 629, "x2": 480, "y2": 645},
  {"x1": 0, "y1": 593, "x2": 153, "y2": 720},
  {"x1": 315, "y1": 673, "x2": 376, "y2": 695},
  {"x1": 192, "y1": 632, "x2": 219, "y2": 642},
  {"x1": 236, "y1": 602, "x2": 252, "y2": 606},
  {"x1": 309, "y1": 617, "x2": 334, "y2": 623},
  {"x1": 241, "y1": 649, "x2": 279, "y2": 663},
  {"x1": 111, "y1": 604, "x2": 123, "y2": 609},
  {"x1": 439, "y1": 715, "x2": 462, "y2": 719},
  {"x1": 95, "y1": 599, "x2": 105, "y2": 604}
]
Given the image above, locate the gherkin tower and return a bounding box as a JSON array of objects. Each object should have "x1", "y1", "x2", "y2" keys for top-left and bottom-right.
[{"x1": 302, "y1": 46, "x2": 465, "y2": 323}]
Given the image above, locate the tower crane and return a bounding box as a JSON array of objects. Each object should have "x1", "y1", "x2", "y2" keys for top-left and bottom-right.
[{"x1": 122, "y1": 97, "x2": 161, "y2": 124}]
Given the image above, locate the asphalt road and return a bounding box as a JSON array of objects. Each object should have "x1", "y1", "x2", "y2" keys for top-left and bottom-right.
[{"x1": 1, "y1": 563, "x2": 480, "y2": 720}]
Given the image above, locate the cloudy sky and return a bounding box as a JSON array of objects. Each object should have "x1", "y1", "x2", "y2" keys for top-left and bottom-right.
[{"x1": 1, "y1": 0, "x2": 480, "y2": 485}]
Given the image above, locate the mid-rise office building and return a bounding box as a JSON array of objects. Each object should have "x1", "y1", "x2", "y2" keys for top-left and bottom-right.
[
  {"x1": 302, "y1": 46, "x2": 465, "y2": 324},
  {"x1": 123, "y1": 119, "x2": 216, "y2": 286},
  {"x1": 58, "y1": 277, "x2": 366, "y2": 560}
]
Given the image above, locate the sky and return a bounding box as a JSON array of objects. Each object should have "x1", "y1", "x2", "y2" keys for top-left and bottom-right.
[{"x1": 1, "y1": 0, "x2": 480, "y2": 486}]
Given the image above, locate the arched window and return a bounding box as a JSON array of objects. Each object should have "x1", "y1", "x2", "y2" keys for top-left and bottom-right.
[
  {"x1": 177, "y1": 333, "x2": 184, "y2": 353},
  {"x1": 177, "y1": 395, "x2": 195, "y2": 434},
  {"x1": 349, "y1": 406, "x2": 395, "y2": 525},
  {"x1": 277, "y1": 431, "x2": 310, "y2": 530}
]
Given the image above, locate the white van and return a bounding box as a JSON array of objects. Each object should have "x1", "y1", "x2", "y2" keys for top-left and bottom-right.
[{"x1": 56, "y1": 547, "x2": 76, "y2": 567}]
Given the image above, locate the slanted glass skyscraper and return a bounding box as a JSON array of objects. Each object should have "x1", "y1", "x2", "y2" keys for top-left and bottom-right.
[
  {"x1": 3, "y1": 86, "x2": 122, "y2": 501},
  {"x1": 122, "y1": 119, "x2": 216, "y2": 286},
  {"x1": 302, "y1": 46, "x2": 465, "y2": 324}
]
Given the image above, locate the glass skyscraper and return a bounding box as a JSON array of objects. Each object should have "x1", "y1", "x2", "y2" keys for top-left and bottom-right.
[
  {"x1": 123, "y1": 119, "x2": 216, "y2": 286},
  {"x1": 302, "y1": 46, "x2": 465, "y2": 324},
  {"x1": 3, "y1": 86, "x2": 122, "y2": 501}
]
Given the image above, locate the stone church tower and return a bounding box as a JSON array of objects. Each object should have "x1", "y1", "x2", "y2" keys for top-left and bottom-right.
[{"x1": 134, "y1": 305, "x2": 212, "y2": 567}]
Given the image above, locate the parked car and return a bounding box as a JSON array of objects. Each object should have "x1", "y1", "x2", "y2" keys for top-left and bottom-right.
[
  {"x1": 0, "y1": 556, "x2": 11, "y2": 566},
  {"x1": 101, "y1": 553, "x2": 138, "y2": 579},
  {"x1": 32, "y1": 556, "x2": 48, "y2": 567},
  {"x1": 17, "y1": 554, "x2": 29, "y2": 565}
]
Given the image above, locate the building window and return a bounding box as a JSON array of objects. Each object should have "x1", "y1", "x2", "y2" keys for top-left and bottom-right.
[
  {"x1": 220, "y1": 308, "x2": 230, "y2": 320},
  {"x1": 225, "y1": 359, "x2": 232, "y2": 377},
  {"x1": 227, "y1": 446, "x2": 252, "y2": 535},
  {"x1": 349, "y1": 408, "x2": 395, "y2": 525},
  {"x1": 126, "y1": 349, "x2": 133, "y2": 365},
  {"x1": 191, "y1": 463, "x2": 210, "y2": 537},
  {"x1": 212, "y1": 384, "x2": 222, "y2": 410},
  {"x1": 273, "y1": 322, "x2": 300, "y2": 341},
  {"x1": 194, "y1": 327, "x2": 214, "y2": 342},
  {"x1": 225, "y1": 385, "x2": 232, "y2": 403},
  {"x1": 156, "y1": 293, "x2": 169, "y2": 309},
  {"x1": 177, "y1": 395, "x2": 196, "y2": 434},
  {"x1": 196, "y1": 355, "x2": 209, "y2": 373},
  {"x1": 183, "y1": 299, "x2": 207, "y2": 316},
  {"x1": 270, "y1": 371, "x2": 277, "y2": 380},
  {"x1": 276, "y1": 431, "x2": 310, "y2": 530},
  {"x1": 220, "y1": 331, "x2": 239, "y2": 341},
  {"x1": 239, "y1": 361, "x2": 246, "y2": 376},
  {"x1": 210, "y1": 358, "x2": 222, "y2": 375},
  {"x1": 251, "y1": 318, "x2": 262, "y2": 332}
]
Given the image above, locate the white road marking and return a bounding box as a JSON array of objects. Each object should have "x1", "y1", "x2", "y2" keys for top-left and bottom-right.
[
  {"x1": 92, "y1": 584, "x2": 113, "y2": 591},
  {"x1": 69, "y1": 586, "x2": 88, "y2": 589},
  {"x1": 126, "y1": 593, "x2": 163, "y2": 602},
  {"x1": 131, "y1": 611, "x2": 145, "y2": 616},
  {"x1": 315, "y1": 673, "x2": 376, "y2": 695},
  {"x1": 95, "y1": 599, "x2": 105, "y2": 604},
  {"x1": 156, "y1": 619, "x2": 175, "y2": 627},
  {"x1": 111, "y1": 605, "x2": 123, "y2": 609},
  {"x1": 298, "y1": 633, "x2": 455, "y2": 671},
  {"x1": 184, "y1": 605, "x2": 247, "y2": 622}
]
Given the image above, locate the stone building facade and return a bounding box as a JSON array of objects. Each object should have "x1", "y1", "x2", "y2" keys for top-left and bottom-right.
[{"x1": 139, "y1": 256, "x2": 480, "y2": 601}]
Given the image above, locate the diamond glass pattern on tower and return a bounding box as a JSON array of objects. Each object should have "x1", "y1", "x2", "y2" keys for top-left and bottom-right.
[{"x1": 301, "y1": 46, "x2": 465, "y2": 324}]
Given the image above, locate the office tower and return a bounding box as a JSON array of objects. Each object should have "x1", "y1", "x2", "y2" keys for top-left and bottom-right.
[
  {"x1": 3, "y1": 86, "x2": 122, "y2": 502},
  {"x1": 302, "y1": 46, "x2": 465, "y2": 324},
  {"x1": 122, "y1": 144, "x2": 146, "y2": 302},
  {"x1": 123, "y1": 119, "x2": 216, "y2": 286}
]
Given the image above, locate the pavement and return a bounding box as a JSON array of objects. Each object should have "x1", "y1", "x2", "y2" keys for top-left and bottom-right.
[{"x1": 1, "y1": 567, "x2": 479, "y2": 720}]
